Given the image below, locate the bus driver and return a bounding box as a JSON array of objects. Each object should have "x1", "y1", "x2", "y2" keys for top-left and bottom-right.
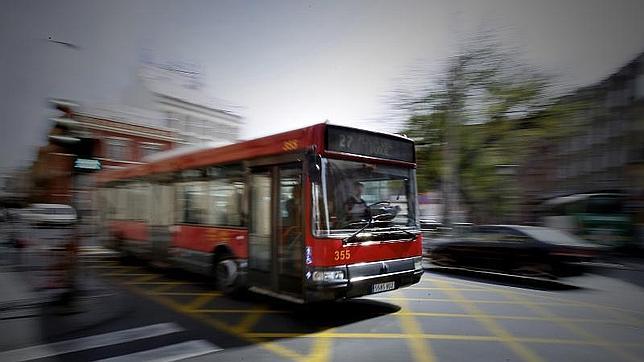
[{"x1": 345, "y1": 181, "x2": 368, "y2": 222}]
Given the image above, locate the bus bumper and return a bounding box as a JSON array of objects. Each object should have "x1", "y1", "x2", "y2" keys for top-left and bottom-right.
[
  {"x1": 345, "y1": 269, "x2": 423, "y2": 298},
  {"x1": 305, "y1": 256, "x2": 423, "y2": 301}
]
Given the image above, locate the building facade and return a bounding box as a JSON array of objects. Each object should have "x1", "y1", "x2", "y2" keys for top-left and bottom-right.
[
  {"x1": 31, "y1": 100, "x2": 179, "y2": 217},
  {"x1": 518, "y1": 52, "x2": 644, "y2": 233},
  {"x1": 123, "y1": 61, "x2": 242, "y2": 147},
  {"x1": 546, "y1": 53, "x2": 643, "y2": 198}
]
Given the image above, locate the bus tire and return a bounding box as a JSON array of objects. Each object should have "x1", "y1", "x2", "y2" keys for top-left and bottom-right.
[{"x1": 214, "y1": 256, "x2": 242, "y2": 296}]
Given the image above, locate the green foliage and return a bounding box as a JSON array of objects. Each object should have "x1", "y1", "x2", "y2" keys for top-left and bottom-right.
[{"x1": 402, "y1": 35, "x2": 560, "y2": 222}]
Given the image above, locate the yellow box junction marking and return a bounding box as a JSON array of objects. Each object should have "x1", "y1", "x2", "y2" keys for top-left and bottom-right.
[
  {"x1": 124, "y1": 283, "x2": 305, "y2": 361},
  {"x1": 395, "y1": 311, "x2": 628, "y2": 325},
  {"x1": 184, "y1": 293, "x2": 220, "y2": 311},
  {"x1": 498, "y1": 289, "x2": 641, "y2": 362},
  {"x1": 421, "y1": 276, "x2": 644, "y2": 324},
  {"x1": 433, "y1": 279, "x2": 544, "y2": 362},
  {"x1": 91, "y1": 259, "x2": 643, "y2": 361},
  {"x1": 231, "y1": 307, "x2": 268, "y2": 334},
  {"x1": 241, "y1": 331, "x2": 642, "y2": 347},
  {"x1": 307, "y1": 329, "x2": 334, "y2": 362},
  {"x1": 395, "y1": 291, "x2": 436, "y2": 362}
]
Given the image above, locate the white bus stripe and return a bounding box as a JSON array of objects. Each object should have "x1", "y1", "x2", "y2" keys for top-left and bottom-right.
[
  {"x1": 0, "y1": 322, "x2": 184, "y2": 361},
  {"x1": 97, "y1": 340, "x2": 223, "y2": 362}
]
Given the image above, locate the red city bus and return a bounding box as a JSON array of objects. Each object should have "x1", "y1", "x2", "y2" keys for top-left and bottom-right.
[{"x1": 96, "y1": 123, "x2": 423, "y2": 302}]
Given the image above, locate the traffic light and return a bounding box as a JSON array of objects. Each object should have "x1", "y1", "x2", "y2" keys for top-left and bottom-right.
[
  {"x1": 49, "y1": 99, "x2": 81, "y2": 145},
  {"x1": 48, "y1": 99, "x2": 101, "y2": 172}
]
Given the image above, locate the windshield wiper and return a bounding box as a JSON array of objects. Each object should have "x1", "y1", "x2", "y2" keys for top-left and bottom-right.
[
  {"x1": 342, "y1": 213, "x2": 392, "y2": 243},
  {"x1": 381, "y1": 226, "x2": 417, "y2": 241}
]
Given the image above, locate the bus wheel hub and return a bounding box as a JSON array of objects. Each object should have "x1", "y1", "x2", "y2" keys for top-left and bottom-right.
[{"x1": 217, "y1": 259, "x2": 237, "y2": 287}]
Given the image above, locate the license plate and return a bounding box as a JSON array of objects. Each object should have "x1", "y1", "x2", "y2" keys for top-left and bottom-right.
[{"x1": 372, "y1": 281, "x2": 395, "y2": 293}]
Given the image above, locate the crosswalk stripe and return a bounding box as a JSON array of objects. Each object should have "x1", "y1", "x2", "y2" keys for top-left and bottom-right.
[
  {"x1": 97, "y1": 340, "x2": 223, "y2": 362},
  {"x1": 0, "y1": 323, "x2": 184, "y2": 361}
]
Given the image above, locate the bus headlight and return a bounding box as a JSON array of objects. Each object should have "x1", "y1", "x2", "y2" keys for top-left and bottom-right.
[
  {"x1": 312, "y1": 270, "x2": 346, "y2": 282},
  {"x1": 309, "y1": 267, "x2": 347, "y2": 283}
]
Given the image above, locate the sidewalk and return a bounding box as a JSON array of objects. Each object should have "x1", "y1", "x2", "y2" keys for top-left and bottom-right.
[
  {"x1": 0, "y1": 270, "x2": 42, "y2": 350},
  {"x1": 0, "y1": 245, "x2": 130, "y2": 351}
]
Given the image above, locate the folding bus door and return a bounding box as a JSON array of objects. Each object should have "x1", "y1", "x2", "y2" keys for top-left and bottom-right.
[
  {"x1": 247, "y1": 163, "x2": 304, "y2": 297},
  {"x1": 149, "y1": 183, "x2": 174, "y2": 264}
]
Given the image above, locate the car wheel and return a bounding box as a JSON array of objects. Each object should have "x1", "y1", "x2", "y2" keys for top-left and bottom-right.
[
  {"x1": 512, "y1": 262, "x2": 555, "y2": 279},
  {"x1": 430, "y1": 252, "x2": 455, "y2": 267}
]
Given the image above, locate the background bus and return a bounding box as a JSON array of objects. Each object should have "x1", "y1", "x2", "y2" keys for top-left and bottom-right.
[
  {"x1": 539, "y1": 193, "x2": 633, "y2": 248},
  {"x1": 96, "y1": 123, "x2": 423, "y2": 303}
]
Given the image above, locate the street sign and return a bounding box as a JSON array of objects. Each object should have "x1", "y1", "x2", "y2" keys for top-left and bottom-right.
[{"x1": 74, "y1": 158, "x2": 101, "y2": 171}]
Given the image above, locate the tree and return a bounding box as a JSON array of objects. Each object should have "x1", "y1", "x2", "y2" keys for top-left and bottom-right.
[{"x1": 402, "y1": 34, "x2": 556, "y2": 223}]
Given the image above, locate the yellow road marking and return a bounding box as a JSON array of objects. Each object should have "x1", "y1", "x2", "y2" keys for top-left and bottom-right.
[
  {"x1": 89, "y1": 264, "x2": 138, "y2": 270},
  {"x1": 447, "y1": 277, "x2": 644, "y2": 327},
  {"x1": 82, "y1": 259, "x2": 117, "y2": 264},
  {"x1": 129, "y1": 274, "x2": 160, "y2": 283},
  {"x1": 151, "y1": 291, "x2": 219, "y2": 296},
  {"x1": 184, "y1": 293, "x2": 220, "y2": 310},
  {"x1": 122, "y1": 284, "x2": 304, "y2": 361},
  {"x1": 499, "y1": 289, "x2": 641, "y2": 362},
  {"x1": 407, "y1": 286, "x2": 487, "y2": 292},
  {"x1": 422, "y1": 276, "x2": 644, "y2": 320},
  {"x1": 231, "y1": 307, "x2": 268, "y2": 333},
  {"x1": 242, "y1": 332, "x2": 642, "y2": 346},
  {"x1": 306, "y1": 329, "x2": 334, "y2": 362},
  {"x1": 396, "y1": 292, "x2": 436, "y2": 362},
  {"x1": 124, "y1": 281, "x2": 187, "y2": 285},
  {"x1": 395, "y1": 311, "x2": 630, "y2": 325},
  {"x1": 108, "y1": 273, "x2": 643, "y2": 361},
  {"x1": 373, "y1": 296, "x2": 576, "y2": 306},
  {"x1": 194, "y1": 308, "x2": 288, "y2": 314},
  {"x1": 434, "y1": 279, "x2": 544, "y2": 362},
  {"x1": 101, "y1": 272, "x2": 156, "y2": 277},
  {"x1": 151, "y1": 283, "x2": 179, "y2": 293}
]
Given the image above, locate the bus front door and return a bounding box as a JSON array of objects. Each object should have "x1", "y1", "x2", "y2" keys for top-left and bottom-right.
[{"x1": 248, "y1": 163, "x2": 304, "y2": 298}]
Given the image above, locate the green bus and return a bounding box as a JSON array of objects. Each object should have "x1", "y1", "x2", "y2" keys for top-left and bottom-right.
[{"x1": 540, "y1": 193, "x2": 633, "y2": 248}]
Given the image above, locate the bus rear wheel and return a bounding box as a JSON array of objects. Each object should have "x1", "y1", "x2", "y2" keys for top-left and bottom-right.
[{"x1": 215, "y1": 258, "x2": 240, "y2": 295}]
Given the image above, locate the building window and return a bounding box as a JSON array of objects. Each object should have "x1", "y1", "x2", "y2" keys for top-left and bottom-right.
[
  {"x1": 106, "y1": 138, "x2": 130, "y2": 161},
  {"x1": 141, "y1": 142, "x2": 163, "y2": 159},
  {"x1": 166, "y1": 112, "x2": 179, "y2": 130}
]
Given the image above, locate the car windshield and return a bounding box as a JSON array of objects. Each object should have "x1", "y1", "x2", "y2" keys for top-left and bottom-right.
[
  {"x1": 519, "y1": 226, "x2": 588, "y2": 246},
  {"x1": 587, "y1": 196, "x2": 624, "y2": 214},
  {"x1": 312, "y1": 158, "x2": 418, "y2": 236}
]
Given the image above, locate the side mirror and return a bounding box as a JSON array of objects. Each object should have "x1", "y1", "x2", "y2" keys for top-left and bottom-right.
[{"x1": 307, "y1": 153, "x2": 322, "y2": 183}]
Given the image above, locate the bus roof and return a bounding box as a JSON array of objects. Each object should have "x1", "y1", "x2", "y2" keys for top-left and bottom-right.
[{"x1": 96, "y1": 122, "x2": 414, "y2": 184}]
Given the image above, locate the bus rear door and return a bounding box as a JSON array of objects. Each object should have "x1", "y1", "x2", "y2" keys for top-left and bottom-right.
[{"x1": 149, "y1": 183, "x2": 174, "y2": 265}]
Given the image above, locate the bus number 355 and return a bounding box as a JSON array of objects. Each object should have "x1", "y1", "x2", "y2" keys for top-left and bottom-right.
[{"x1": 334, "y1": 249, "x2": 351, "y2": 261}]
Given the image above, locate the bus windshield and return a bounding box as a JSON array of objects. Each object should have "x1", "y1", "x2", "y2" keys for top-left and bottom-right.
[{"x1": 313, "y1": 158, "x2": 418, "y2": 236}]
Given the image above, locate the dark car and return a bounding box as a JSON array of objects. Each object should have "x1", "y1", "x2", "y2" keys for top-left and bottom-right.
[{"x1": 426, "y1": 225, "x2": 602, "y2": 278}]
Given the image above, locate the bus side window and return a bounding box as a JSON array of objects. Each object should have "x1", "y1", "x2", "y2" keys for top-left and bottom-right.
[
  {"x1": 208, "y1": 172, "x2": 244, "y2": 227},
  {"x1": 179, "y1": 182, "x2": 208, "y2": 225}
]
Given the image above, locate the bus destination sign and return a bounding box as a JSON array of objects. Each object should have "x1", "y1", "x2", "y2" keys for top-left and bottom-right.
[{"x1": 326, "y1": 125, "x2": 415, "y2": 163}]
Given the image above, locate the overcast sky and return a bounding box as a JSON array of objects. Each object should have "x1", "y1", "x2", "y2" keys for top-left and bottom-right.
[{"x1": 2, "y1": 0, "x2": 644, "y2": 171}]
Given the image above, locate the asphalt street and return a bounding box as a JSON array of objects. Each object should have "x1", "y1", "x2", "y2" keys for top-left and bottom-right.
[
  {"x1": 2, "y1": 225, "x2": 643, "y2": 362},
  {"x1": 2, "y1": 247, "x2": 640, "y2": 362}
]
